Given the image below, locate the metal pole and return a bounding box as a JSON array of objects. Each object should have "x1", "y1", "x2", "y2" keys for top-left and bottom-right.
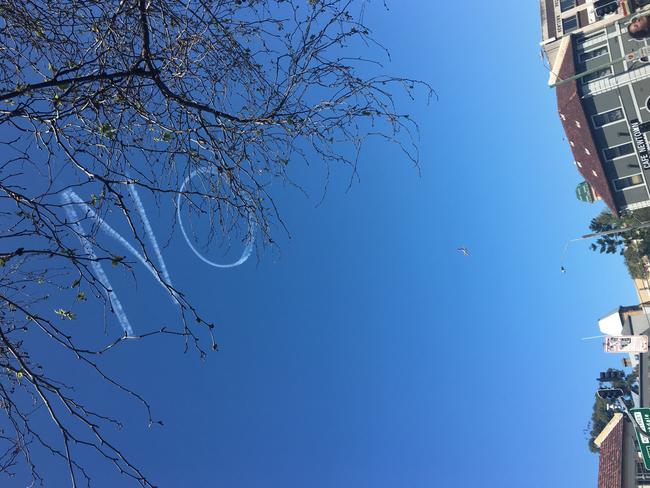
[
  {"x1": 615, "y1": 397, "x2": 650, "y2": 443},
  {"x1": 561, "y1": 221, "x2": 650, "y2": 271},
  {"x1": 617, "y1": 397, "x2": 640, "y2": 426},
  {"x1": 551, "y1": 42, "x2": 650, "y2": 88},
  {"x1": 551, "y1": 53, "x2": 631, "y2": 88},
  {"x1": 572, "y1": 220, "x2": 650, "y2": 241}
]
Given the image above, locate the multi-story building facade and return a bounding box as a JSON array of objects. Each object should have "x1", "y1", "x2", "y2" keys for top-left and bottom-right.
[
  {"x1": 542, "y1": 1, "x2": 650, "y2": 214},
  {"x1": 540, "y1": 0, "x2": 634, "y2": 68}
]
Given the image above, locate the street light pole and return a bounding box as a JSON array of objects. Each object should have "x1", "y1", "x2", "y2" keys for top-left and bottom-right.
[
  {"x1": 561, "y1": 220, "x2": 650, "y2": 271},
  {"x1": 570, "y1": 220, "x2": 650, "y2": 242}
]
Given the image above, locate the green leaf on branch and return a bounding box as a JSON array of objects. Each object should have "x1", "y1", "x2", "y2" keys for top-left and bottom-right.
[
  {"x1": 55, "y1": 309, "x2": 76, "y2": 320},
  {"x1": 98, "y1": 122, "x2": 116, "y2": 139}
]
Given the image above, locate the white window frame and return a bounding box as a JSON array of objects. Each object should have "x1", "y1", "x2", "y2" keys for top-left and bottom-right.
[
  {"x1": 562, "y1": 15, "x2": 579, "y2": 34},
  {"x1": 578, "y1": 30, "x2": 608, "y2": 50},
  {"x1": 580, "y1": 45, "x2": 609, "y2": 63},
  {"x1": 603, "y1": 141, "x2": 635, "y2": 161},
  {"x1": 560, "y1": 0, "x2": 576, "y2": 12},
  {"x1": 591, "y1": 107, "x2": 625, "y2": 128},
  {"x1": 581, "y1": 66, "x2": 613, "y2": 84},
  {"x1": 613, "y1": 173, "x2": 645, "y2": 191},
  {"x1": 580, "y1": 29, "x2": 607, "y2": 43}
]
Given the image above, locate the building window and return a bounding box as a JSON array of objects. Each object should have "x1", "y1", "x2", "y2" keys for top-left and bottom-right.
[
  {"x1": 614, "y1": 174, "x2": 644, "y2": 190},
  {"x1": 582, "y1": 66, "x2": 612, "y2": 83},
  {"x1": 562, "y1": 16, "x2": 579, "y2": 33},
  {"x1": 595, "y1": 0, "x2": 620, "y2": 17},
  {"x1": 580, "y1": 45, "x2": 608, "y2": 62},
  {"x1": 592, "y1": 108, "x2": 624, "y2": 127},
  {"x1": 604, "y1": 142, "x2": 634, "y2": 160},
  {"x1": 579, "y1": 30, "x2": 607, "y2": 45},
  {"x1": 560, "y1": 0, "x2": 576, "y2": 12}
]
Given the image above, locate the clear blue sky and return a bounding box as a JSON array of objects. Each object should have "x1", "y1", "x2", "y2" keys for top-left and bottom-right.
[{"x1": 23, "y1": 1, "x2": 642, "y2": 486}]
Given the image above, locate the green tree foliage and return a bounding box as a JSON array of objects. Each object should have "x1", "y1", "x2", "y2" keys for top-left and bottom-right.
[
  {"x1": 589, "y1": 211, "x2": 627, "y2": 254},
  {"x1": 588, "y1": 208, "x2": 650, "y2": 279},
  {"x1": 587, "y1": 368, "x2": 638, "y2": 453}
]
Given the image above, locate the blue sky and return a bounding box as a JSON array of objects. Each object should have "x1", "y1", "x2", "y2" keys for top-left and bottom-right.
[{"x1": 17, "y1": 1, "x2": 643, "y2": 486}]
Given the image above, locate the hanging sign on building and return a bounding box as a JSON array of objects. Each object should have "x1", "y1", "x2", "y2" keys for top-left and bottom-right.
[
  {"x1": 604, "y1": 335, "x2": 648, "y2": 353},
  {"x1": 631, "y1": 119, "x2": 650, "y2": 170},
  {"x1": 630, "y1": 408, "x2": 650, "y2": 470}
]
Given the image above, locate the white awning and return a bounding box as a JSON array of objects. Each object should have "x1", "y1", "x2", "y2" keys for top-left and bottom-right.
[{"x1": 599, "y1": 310, "x2": 624, "y2": 336}]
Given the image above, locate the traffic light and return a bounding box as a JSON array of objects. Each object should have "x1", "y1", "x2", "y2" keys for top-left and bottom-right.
[
  {"x1": 595, "y1": 0, "x2": 619, "y2": 17},
  {"x1": 599, "y1": 370, "x2": 625, "y2": 382},
  {"x1": 597, "y1": 388, "x2": 625, "y2": 400}
]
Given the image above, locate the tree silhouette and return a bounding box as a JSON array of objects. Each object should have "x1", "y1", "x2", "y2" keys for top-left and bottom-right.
[
  {"x1": 588, "y1": 208, "x2": 650, "y2": 279},
  {"x1": 0, "y1": 1, "x2": 431, "y2": 485}
]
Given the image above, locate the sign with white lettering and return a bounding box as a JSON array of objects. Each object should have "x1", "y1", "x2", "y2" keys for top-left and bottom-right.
[
  {"x1": 631, "y1": 408, "x2": 650, "y2": 470},
  {"x1": 631, "y1": 119, "x2": 650, "y2": 170}
]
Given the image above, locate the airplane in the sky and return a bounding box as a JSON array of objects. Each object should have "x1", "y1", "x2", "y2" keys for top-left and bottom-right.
[{"x1": 457, "y1": 247, "x2": 469, "y2": 256}]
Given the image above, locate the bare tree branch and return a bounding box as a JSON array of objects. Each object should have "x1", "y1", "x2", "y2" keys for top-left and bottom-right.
[{"x1": 0, "y1": 0, "x2": 431, "y2": 485}]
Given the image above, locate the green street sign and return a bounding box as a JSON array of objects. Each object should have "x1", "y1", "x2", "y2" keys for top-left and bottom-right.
[
  {"x1": 630, "y1": 408, "x2": 650, "y2": 469},
  {"x1": 576, "y1": 182, "x2": 595, "y2": 203}
]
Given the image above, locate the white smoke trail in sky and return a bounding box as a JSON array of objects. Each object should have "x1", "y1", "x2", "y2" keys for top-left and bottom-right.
[
  {"x1": 128, "y1": 183, "x2": 175, "y2": 294},
  {"x1": 59, "y1": 168, "x2": 253, "y2": 333},
  {"x1": 60, "y1": 191, "x2": 134, "y2": 335},
  {"x1": 63, "y1": 190, "x2": 177, "y2": 301},
  {"x1": 177, "y1": 168, "x2": 255, "y2": 268}
]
